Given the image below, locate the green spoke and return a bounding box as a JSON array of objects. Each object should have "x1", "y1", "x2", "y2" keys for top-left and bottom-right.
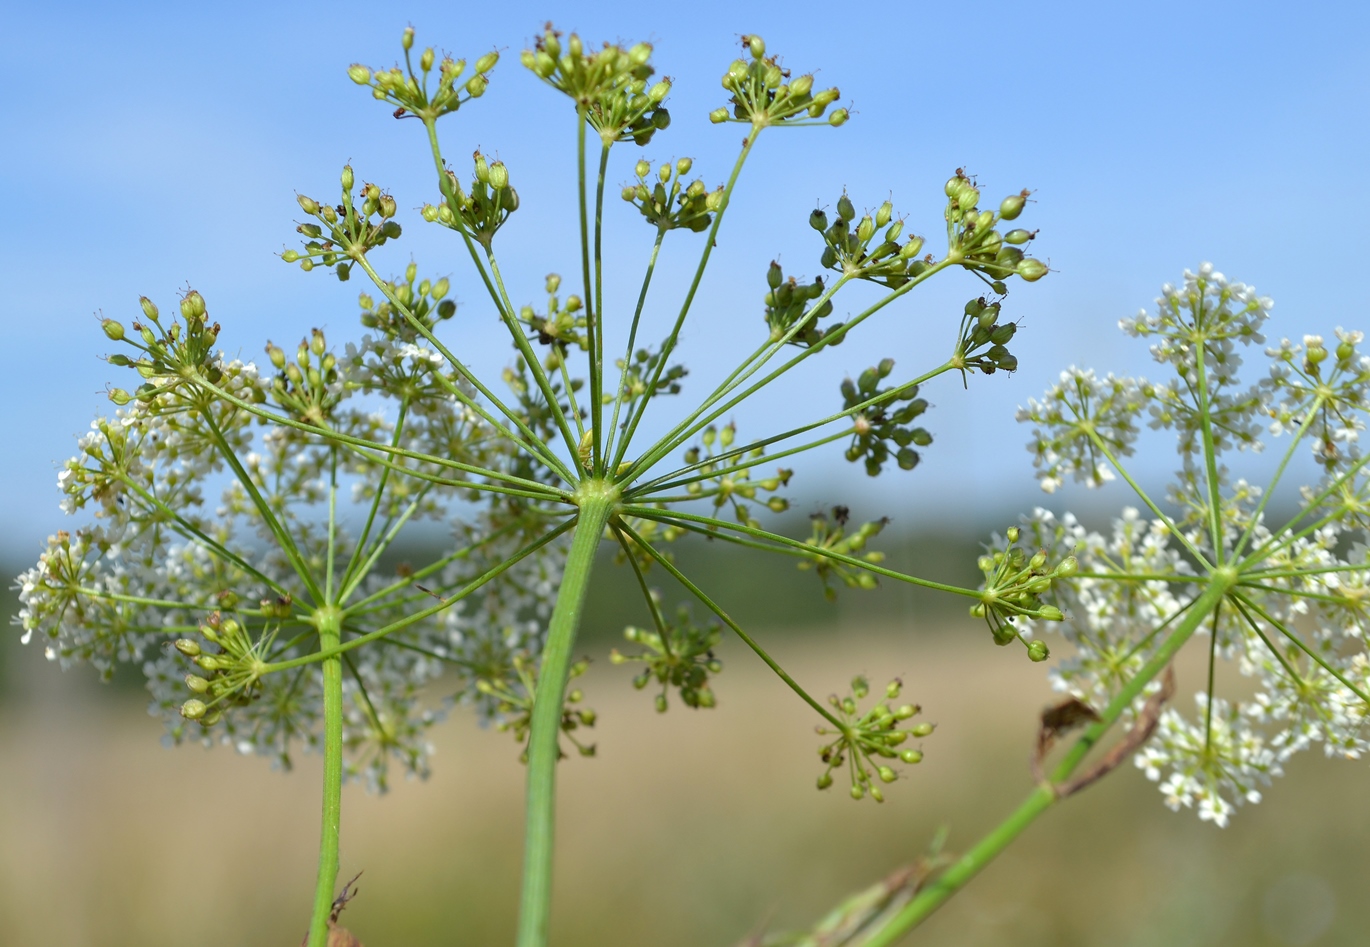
[
  {"x1": 623, "y1": 261, "x2": 954, "y2": 484},
  {"x1": 614, "y1": 518, "x2": 842, "y2": 729},
  {"x1": 336, "y1": 487, "x2": 433, "y2": 605},
  {"x1": 485, "y1": 249, "x2": 584, "y2": 459},
  {"x1": 624, "y1": 505, "x2": 984, "y2": 599},
  {"x1": 627, "y1": 365, "x2": 951, "y2": 497},
  {"x1": 340, "y1": 398, "x2": 410, "y2": 596},
  {"x1": 114, "y1": 473, "x2": 290, "y2": 599},
  {"x1": 352, "y1": 254, "x2": 580, "y2": 482},
  {"x1": 611, "y1": 137, "x2": 759, "y2": 471},
  {"x1": 1087, "y1": 431, "x2": 1212, "y2": 569},
  {"x1": 325, "y1": 448, "x2": 339, "y2": 604},
  {"x1": 266, "y1": 519, "x2": 575, "y2": 673},
  {"x1": 196, "y1": 373, "x2": 564, "y2": 497},
  {"x1": 1229, "y1": 596, "x2": 1305, "y2": 686},
  {"x1": 1232, "y1": 395, "x2": 1323, "y2": 558},
  {"x1": 1231, "y1": 591, "x2": 1370, "y2": 704},
  {"x1": 610, "y1": 526, "x2": 671, "y2": 644},
  {"x1": 603, "y1": 228, "x2": 666, "y2": 468},
  {"x1": 344, "y1": 517, "x2": 533, "y2": 612},
  {"x1": 201, "y1": 411, "x2": 322, "y2": 604},
  {"x1": 1241, "y1": 451, "x2": 1370, "y2": 569}
]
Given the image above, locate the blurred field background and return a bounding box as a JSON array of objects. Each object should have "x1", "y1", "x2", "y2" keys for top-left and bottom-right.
[{"x1": 2, "y1": 534, "x2": 1366, "y2": 947}]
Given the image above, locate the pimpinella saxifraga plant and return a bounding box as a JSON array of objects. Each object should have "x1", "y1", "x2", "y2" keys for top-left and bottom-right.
[{"x1": 15, "y1": 25, "x2": 1052, "y2": 947}]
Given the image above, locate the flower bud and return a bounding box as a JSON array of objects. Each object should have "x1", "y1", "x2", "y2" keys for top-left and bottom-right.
[
  {"x1": 180, "y1": 698, "x2": 207, "y2": 720},
  {"x1": 474, "y1": 51, "x2": 499, "y2": 74},
  {"x1": 1017, "y1": 258, "x2": 1049, "y2": 282},
  {"x1": 1027, "y1": 639, "x2": 1050, "y2": 662},
  {"x1": 348, "y1": 64, "x2": 372, "y2": 85}
]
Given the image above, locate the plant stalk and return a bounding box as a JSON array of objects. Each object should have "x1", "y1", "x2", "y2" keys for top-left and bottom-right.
[
  {"x1": 305, "y1": 607, "x2": 345, "y2": 947},
  {"x1": 516, "y1": 487, "x2": 617, "y2": 947}
]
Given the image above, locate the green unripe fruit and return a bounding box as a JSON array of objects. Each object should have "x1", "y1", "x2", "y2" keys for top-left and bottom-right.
[
  {"x1": 180, "y1": 699, "x2": 207, "y2": 720},
  {"x1": 341, "y1": 165, "x2": 354, "y2": 191},
  {"x1": 1027, "y1": 639, "x2": 1050, "y2": 662},
  {"x1": 990, "y1": 323, "x2": 1017, "y2": 345},
  {"x1": 1038, "y1": 605, "x2": 1064, "y2": 621},
  {"x1": 817, "y1": 773, "x2": 833, "y2": 790},
  {"x1": 878, "y1": 766, "x2": 897, "y2": 783},
  {"x1": 348, "y1": 64, "x2": 372, "y2": 85},
  {"x1": 180, "y1": 290, "x2": 206, "y2": 320},
  {"x1": 649, "y1": 81, "x2": 670, "y2": 103},
  {"x1": 748, "y1": 35, "x2": 765, "y2": 58},
  {"x1": 655, "y1": 693, "x2": 668, "y2": 713},
  {"x1": 1000, "y1": 191, "x2": 1028, "y2": 220},
  {"x1": 911, "y1": 722, "x2": 934, "y2": 737},
  {"x1": 185, "y1": 674, "x2": 211, "y2": 694},
  {"x1": 401, "y1": 27, "x2": 414, "y2": 50},
  {"x1": 474, "y1": 51, "x2": 499, "y2": 74},
  {"x1": 1017, "y1": 258, "x2": 1049, "y2": 282},
  {"x1": 790, "y1": 74, "x2": 813, "y2": 97},
  {"x1": 856, "y1": 215, "x2": 875, "y2": 244},
  {"x1": 828, "y1": 108, "x2": 849, "y2": 126},
  {"x1": 108, "y1": 388, "x2": 131, "y2": 405},
  {"x1": 709, "y1": 107, "x2": 729, "y2": 123},
  {"x1": 488, "y1": 161, "x2": 509, "y2": 190},
  {"x1": 900, "y1": 749, "x2": 923, "y2": 764},
  {"x1": 997, "y1": 353, "x2": 1019, "y2": 372},
  {"x1": 1337, "y1": 341, "x2": 1355, "y2": 361},
  {"x1": 174, "y1": 639, "x2": 201, "y2": 657},
  {"x1": 101, "y1": 318, "x2": 125, "y2": 341},
  {"x1": 836, "y1": 194, "x2": 855, "y2": 222},
  {"x1": 420, "y1": 48, "x2": 435, "y2": 72},
  {"x1": 1005, "y1": 228, "x2": 1033, "y2": 245}
]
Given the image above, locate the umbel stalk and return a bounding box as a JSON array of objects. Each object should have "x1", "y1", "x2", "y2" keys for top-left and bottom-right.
[{"x1": 517, "y1": 485, "x2": 618, "y2": 947}]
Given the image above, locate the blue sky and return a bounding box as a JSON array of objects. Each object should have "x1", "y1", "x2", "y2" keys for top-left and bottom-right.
[{"x1": 4, "y1": 0, "x2": 1369, "y2": 546}]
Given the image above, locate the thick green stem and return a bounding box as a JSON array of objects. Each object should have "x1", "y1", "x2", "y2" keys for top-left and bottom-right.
[
  {"x1": 516, "y1": 487, "x2": 617, "y2": 947},
  {"x1": 860, "y1": 574, "x2": 1234, "y2": 946},
  {"x1": 305, "y1": 607, "x2": 345, "y2": 947}
]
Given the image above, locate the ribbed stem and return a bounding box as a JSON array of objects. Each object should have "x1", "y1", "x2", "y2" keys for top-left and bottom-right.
[
  {"x1": 305, "y1": 607, "x2": 344, "y2": 947},
  {"x1": 515, "y1": 487, "x2": 617, "y2": 947}
]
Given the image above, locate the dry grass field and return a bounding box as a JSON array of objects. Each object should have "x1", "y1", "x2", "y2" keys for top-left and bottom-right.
[{"x1": 0, "y1": 619, "x2": 1365, "y2": 947}]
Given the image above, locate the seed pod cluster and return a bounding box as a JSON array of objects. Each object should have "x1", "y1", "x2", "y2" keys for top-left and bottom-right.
[{"x1": 841, "y1": 358, "x2": 931, "y2": 476}]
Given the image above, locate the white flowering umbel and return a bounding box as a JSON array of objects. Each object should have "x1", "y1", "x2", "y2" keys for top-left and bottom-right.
[
  {"x1": 17, "y1": 25, "x2": 1053, "y2": 947},
  {"x1": 1006, "y1": 265, "x2": 1370, "y2": 827}
]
